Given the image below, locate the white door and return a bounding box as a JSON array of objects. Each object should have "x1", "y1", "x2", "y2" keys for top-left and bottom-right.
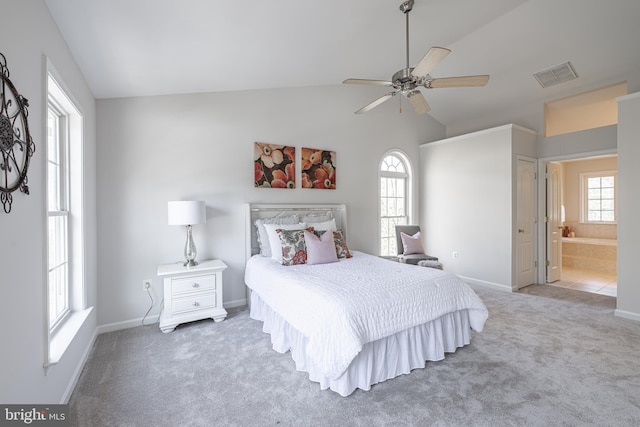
[
  {"x1": 517, "y1": 159, "x2": 536, "y2": 289},
  {"x1": 546, "y1": 162, "x2": 563, "y2": 282}
]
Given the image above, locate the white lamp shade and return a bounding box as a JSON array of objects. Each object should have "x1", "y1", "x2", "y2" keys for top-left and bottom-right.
[{"x1": 168, "y1": 201, "x2": 206, "y2": 226}]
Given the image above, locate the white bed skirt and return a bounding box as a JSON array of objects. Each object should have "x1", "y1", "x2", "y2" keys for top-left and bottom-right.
[{"x1": 250, "y1": 292, "x2": 473, "y2": 396}]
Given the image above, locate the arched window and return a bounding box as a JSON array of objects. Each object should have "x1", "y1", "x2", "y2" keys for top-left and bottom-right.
[{"x1": 379, "y1": 151, "x2": 412, "y2": 256}]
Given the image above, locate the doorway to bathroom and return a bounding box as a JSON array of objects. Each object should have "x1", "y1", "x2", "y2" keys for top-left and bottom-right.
[{"x1": 543, "y1": 153, "x2": 618, "y2": 297}]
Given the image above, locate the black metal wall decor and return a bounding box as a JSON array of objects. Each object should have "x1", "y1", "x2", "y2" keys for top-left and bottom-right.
[{"x1": 0, "y1": 52, "x2": 35, "y2": 213}]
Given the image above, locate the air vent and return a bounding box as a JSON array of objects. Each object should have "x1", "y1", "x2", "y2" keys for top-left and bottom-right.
[{"x1": 533, "y1": 62, "x2": 578, "y2": 88}]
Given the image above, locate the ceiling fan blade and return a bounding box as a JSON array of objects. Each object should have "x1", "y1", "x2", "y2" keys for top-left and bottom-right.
[
  {"x1": 405, "y1": 90, "x2": 430, "y2": 115},
  {"x1": 427, "y1": 75, "x2": 490, "y2": 88},
  {"x1": 411, "y1": 47, "x2": 451, "y2": 79},
  {"x1": 355, "y1": 92, "x2": 396, "y2": 114},
  {"x1": 343, "y1": 78, "x2": 393, "y2": 86}
]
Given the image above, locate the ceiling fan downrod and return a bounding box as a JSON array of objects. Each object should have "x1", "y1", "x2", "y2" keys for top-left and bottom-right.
[{"x1": 400, "y1": 0, "x2": 414, "y2": 70}]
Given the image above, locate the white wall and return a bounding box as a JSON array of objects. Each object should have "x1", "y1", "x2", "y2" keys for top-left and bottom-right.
[
  {"x1": 537, "y1": 125, "x2": 617, "y2": 159},
  {"x1": 96, "y1": 87, "x2": 445, "y2": 327},
  {"x1": 0, "y1": 0, "x2": 97, "y2": 403},
  {"x1": 419, "y1": 124, "x2": 536, "y2": 291},
  {"x1": 616, "y1": 92, "x2": 640, "y2": 321}
]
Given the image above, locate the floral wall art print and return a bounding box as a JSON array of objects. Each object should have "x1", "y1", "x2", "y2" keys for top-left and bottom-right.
[
  {"x1": 302, "y1": 148, "x2": 336, "y2": 189},
  {"x1": 254, "y1": 142, "x2": 295, "y2": 188}
]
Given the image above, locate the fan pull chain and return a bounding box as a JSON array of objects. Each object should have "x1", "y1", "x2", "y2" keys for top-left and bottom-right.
[{"x1": 399, "y1": 95, "x2": 403, "y2": 113}]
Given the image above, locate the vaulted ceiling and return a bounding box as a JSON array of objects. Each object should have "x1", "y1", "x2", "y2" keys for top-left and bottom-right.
[{"x1": 45, "y1": 0, "x2": 640, "y2": 129}]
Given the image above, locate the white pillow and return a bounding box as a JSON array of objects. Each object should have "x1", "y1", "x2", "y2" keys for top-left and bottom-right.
[
  {"x1": 306, "y1": 218, "x2": 337, "y2": 232},
  {"x1": 255, "y1": 215, "x2": 298, "y2": 257},
  {"x1": 263, "y1": 222, "x2": 307, "y2": 262}
]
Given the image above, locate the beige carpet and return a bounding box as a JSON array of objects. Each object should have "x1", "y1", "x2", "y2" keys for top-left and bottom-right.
[{"x1": 69, "y1": 284, "x2": 640, "y2": 426}]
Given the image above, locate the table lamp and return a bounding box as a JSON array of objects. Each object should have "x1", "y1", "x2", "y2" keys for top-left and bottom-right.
[{"x1": 168, "y1": 200, "x2": 206, "y2": 267}]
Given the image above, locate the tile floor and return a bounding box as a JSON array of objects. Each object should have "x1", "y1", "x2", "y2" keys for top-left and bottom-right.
[{"x1": 548, "y1": 266, "x2": 617, "y2": 297}]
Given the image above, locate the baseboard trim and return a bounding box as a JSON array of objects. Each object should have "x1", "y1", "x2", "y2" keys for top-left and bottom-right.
[
  {"x1": 225, "y1": 298, "x2": 247, "y2": 309},
  {"x1": 96, "y1": 298, "x2": 248, "y2": 335},
  {"x1": 60, "y1": 329, "x2": 98, "y2": 404},
  {"x1": 97, "y1": 314, "x2": 161, "y2": 335},
  {"x1": 614, "y1": 309, "x2": 640, "y2": 323},
  {"x1": 459, "y1": 276, "x2": 513, "y2": 292}
]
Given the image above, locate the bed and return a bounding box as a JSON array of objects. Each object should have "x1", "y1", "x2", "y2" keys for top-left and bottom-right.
[{"x1": 244, "y1": 204, "x2": 488, "y2": 396}]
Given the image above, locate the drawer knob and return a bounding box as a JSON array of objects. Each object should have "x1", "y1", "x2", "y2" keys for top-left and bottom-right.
[
  {"x1": 192, "y1": 301, "x2": 200, "y2": 307},
  {"x1": 192, "y1": 283, "x2": 200, "y2": 288}
]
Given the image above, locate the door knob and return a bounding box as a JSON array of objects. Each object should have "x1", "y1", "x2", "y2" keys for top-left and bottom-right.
[{"x1": 518, "y1": 229, "x2": 525, "y2": 233}]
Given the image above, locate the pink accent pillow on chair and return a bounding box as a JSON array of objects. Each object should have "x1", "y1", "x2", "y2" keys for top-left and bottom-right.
[
  {"x1": 401, "y1": 231, "x2": 425, "y2": 255},
  {"x1": 304, "y1": 230, "x2": 338, "y2": 265}
]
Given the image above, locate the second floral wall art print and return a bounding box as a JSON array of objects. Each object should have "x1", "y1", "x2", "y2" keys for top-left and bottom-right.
[
  {"x1": 254, "y1": 142, "x2": 295, "y2": 188},
  {"x1": 302, "y1": 148, "x2": 336, "y2": 189}
]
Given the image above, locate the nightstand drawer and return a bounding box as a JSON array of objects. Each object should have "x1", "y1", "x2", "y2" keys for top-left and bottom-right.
[
  {"x1": 171, "y1": 275, "x2": 216, "y2": 295},
  {"x1": 171, "y1": 292, "x2": 216, "y2": 314}
]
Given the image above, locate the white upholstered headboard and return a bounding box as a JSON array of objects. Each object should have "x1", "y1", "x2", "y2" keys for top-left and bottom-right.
[{"x1": 245, "y1": 203, "x2": 348, "y2": 260}]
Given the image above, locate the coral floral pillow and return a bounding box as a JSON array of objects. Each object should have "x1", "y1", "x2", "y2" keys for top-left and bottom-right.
[
  {"x1": 314, "y1": 229, "x2": 352, "y2": 259},
  {"x1": 277, "y1": 228, "x2": 314, "y2": 266},
  {"x1": 401, "y1": 231, "x2": 425, "y2": 255},
  {"x1": 264, "y1": 222, "x2": 306, "y2": 263},
  {"x1": 332, "y1": 230, "x2": 352, "y2": 259},
  {"x1": 304, "y1": 230, "x2": 338, "y2": 265}
]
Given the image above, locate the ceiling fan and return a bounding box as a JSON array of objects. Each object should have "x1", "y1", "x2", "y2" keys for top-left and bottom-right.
[{"x1": 343, "y1": 0, "x2": 489, "y2": 115}]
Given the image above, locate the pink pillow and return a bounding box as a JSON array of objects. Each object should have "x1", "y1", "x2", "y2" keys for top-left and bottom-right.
[
  {"x1": 304, "y1": 230, "x2": 338, "y2": 265},
  {"x1": 401, "y1": 231, "x2": 425, "y2": 255}
]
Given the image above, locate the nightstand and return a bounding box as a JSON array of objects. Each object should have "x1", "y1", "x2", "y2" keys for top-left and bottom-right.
[{"x1": 157, "y1": 259, "x2": 228, "y2": 333}]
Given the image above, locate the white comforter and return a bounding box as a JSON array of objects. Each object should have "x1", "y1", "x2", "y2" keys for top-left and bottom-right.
[{"x1": 244, "y1": 251, "x2": 488, "y2": 380}]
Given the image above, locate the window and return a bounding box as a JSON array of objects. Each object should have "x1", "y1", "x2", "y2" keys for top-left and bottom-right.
[
  {"x1": 46, "y1": 69, "x2": 88, "y2": 367},
  {"x1": 581, "y1": 171, "x2": 616, "y2": 223},
  {"x1": 47, "y1": 102, "x2": 70, "y2": 330},
  {"x1": 379, "y1": 152, "x2": 411, "y2": 256}
]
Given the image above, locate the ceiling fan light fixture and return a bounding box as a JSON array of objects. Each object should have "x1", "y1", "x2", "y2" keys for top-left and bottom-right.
[
  {"x1": 392, "y1": 68, "x2": 414, "y2": 85},
  {"x1": 342, "y1": 0, "x2": 490, "y2": 115}
]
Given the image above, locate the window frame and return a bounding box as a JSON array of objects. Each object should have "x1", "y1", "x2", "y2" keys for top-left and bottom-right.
[
  {"x1": 45, "y1": 66, "x2": 90, "y2": 369},
  {"x1": 580, "y1": 170, "x2": 617, "y2": 224},
  {"x1": 378, "y1": 151, "x2": 413, "y2": 257}
]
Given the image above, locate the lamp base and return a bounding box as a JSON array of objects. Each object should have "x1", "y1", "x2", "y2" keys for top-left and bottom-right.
[{"x1": 183, "y1": 224, "x2": 198, "y2": 267}]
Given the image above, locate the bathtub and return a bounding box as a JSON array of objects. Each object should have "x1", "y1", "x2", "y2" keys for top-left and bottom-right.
[
  {"x1": 562, "y1": 237, "x2": 617, "y2": 274},
  {"x1": 562, "y1": 237, "x2": 617, "y2": 246}
]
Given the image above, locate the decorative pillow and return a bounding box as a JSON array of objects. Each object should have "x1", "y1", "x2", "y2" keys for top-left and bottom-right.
[
  {"x1": 277, "y1": 228, "x2": 314, "y2": 266},
  {"x1": 315, "y1": 229, "x2": 352, "y2": 259},
  {"x1": 304, "y1": 230, "x2": 338, "y2": 265},
  {"x1": 306, "y1": 218, "x2": 337, "y2": 232},
  {"x1": 264, "y1": 222, "x2": 306, "y2": 263},
  {"x1": 401, "y1": 231, "x2": 425, "y2": 255},
  {"x1": 255, "y1": 215, "x2": 298, "y2": 257},
  {"x1": 332, "y1": 230, "x2": 352, "y2": 259}
]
